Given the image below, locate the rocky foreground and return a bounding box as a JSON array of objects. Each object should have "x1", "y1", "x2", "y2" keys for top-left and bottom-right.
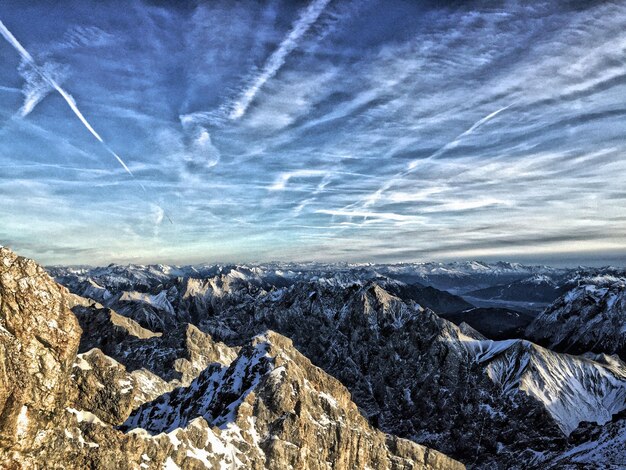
[{"x1": 0, "y1": 247, "x2": 463, "y2": 469}]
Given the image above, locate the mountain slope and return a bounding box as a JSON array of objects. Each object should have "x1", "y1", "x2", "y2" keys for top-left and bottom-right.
[
  {"x1": 0, "y1": 247, "x2": 81, "y2": 457},
  {"x1": 526, "y1": 279, "x2": 626, "y2": 359},
  {"x1": 46, "y1": 260, "x2": 626, "y2": 468},
  {"x1": 440, "y1": 307, "x2": 536, "y2": 340},
  {"x1": 466, "y1": 274, "x2": 565, "y2": 304},
  {"x1": 123, "y1": 330, "x2": 462, "y2": 470}
]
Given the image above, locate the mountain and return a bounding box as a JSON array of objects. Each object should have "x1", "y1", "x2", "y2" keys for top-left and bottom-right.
[
  {"x1": 122, "y1": 330, "x2": 461, "y2": 470},
  {"x1": 373, "y1": 261, "x2": 569, "y2": 294},
  {"x1": 49, "y1": 264, "x2": 475, "y2": 331},
  {"x1": 465, "y1": 274, "x2": 566, "y2": 308},
  {"x1": 526, "y1": 276, "x2": 626, "y2": 360},
  {"x1": 382, "y1": 282, "x2": 474, "y2": 314},
  {"x1": 543, "y1": 408, "x2": 626, "y2": 468},
  {"x1": 49, "y1": 260, "x2": 626, "y2": 468},
  {"x1": 0, "y1": 247, "x2": 462, "y2": 469},
  {"x1": 440, "y1": 307, "x2": 536, "y2": 340}
]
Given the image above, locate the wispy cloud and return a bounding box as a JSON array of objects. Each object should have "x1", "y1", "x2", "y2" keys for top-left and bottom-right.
[
  {"x1": 0, "y1": 19, "x2": 172, "y2": 222},
  {"x1": 269, "y1": 169, "x2": 328, "y2": 191},
  {"x1": 228, "y1": 0, "x2": 331, "y2": 120},
  {"x1": 0, "y1": 21, "x2": 130, "y2": 170},
  {"x1": 359, "y1": 103, "x2": 515, "y2": 209},
  {"x1": 316, "y1": 208, "x2": 421, "y2": 222}
]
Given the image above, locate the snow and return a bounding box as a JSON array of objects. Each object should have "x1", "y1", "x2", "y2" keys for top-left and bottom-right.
[
  {"x1": 466, "y1": 339, "x2": 626, "y2": 435},
  {"x1": 118, "y1": 378, "x2": 133, "y2": 394},
  {"x1": 167, "y1": 429, "x2": 181, "y2": 449},
  {"x1": 73, "y1": 355, "x2": 92, "y2": 371},
  {"x1": 549, "y1": 418, "x2": 626, "y2": 466},
  {"x1": 64, "y1": 425, "x2": 99, "y2": 448},
  {"x1": 66, "y1": 407, "x2": 105, "y2": 425},
  {"x1": 185, "y1": 446, "x2": 213, "y2": 467},
  {"x1": 16, "y1": 405, "x2": 28, "y2": 438},
  {"x1": 246, "y1": 416, "x2": 263, "y2": 448},
  {"x1": 466, "y1": 338, "x2": 519, "y2": 363},
  {"x1": 318, "y1": 391, "x2": 338, "y2": 409},
  {"x1": 119, "y1": 290, "x2": 175, "y2": 316}
]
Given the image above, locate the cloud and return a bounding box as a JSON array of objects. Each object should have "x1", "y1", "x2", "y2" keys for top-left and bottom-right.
[
  {"x1": 17, "y1": 60, "x2": 62, "y2": 117},
  {"x1": 183, "y1": 125, "x2": 220, "y2": 171},
  {"x1": 228, "y1": 0, "x2": 332, "y2": 120},
  {"x1": 269, "y1": 169, "x2": 328, "y2": 191},
  {"x1": 316, "y1": 208, "x2": 421, "y2": 222},
  {"x1": 0, "y1": 21, "x2": 125, "y2": 165},
  {"x1": 1, "y1": 1, "x2": 626, "y2": 265},
  {"x1": 0, "y1": 19, "x2": 174, "y2": 221},
  {"x1": 56, "y1": 25, "x2": 116, "y2": 50}
]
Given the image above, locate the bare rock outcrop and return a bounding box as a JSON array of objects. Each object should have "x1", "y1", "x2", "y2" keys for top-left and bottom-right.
[
  {"x1": 0, "y1": 247, "x2": 81, "y2": 460},
  {"x1": 123, "y1": 331, "x2": 464, "y2": 470}
]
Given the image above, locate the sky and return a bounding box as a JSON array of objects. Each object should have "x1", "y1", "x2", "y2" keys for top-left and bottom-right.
[{"x1": 0, "y1": 0, "x2": 625, "y2": 266}]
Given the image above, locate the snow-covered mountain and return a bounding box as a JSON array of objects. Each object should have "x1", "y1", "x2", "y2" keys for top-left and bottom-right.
[
  {"x1": 373, "y1": 261, "x2": 570, "y2": 294},
  {"x1": 3, "y1": 253, "x2": 625, "y2": 468},
  {"x1": 466, "y1": 274, "x2": 567, "y2": 307},
  {"x1": 526, "y1": 276, "x2": 626, "y2": 360},
  {"x1": 49, "y1": 259, "x2": 571, "y2": 297}
]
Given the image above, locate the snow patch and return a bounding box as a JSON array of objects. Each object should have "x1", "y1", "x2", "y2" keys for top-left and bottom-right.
[
  {"x1": 16, "y1": 405, "x2": 28, "y2": 438},
  {"x1": 66, "y1": 407, "x2": 105, "y2": 425}
]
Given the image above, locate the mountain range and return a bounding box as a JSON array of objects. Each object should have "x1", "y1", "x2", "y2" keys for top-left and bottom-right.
[{"x1": 1, "y1": 247, "x2": 625, "y2": 468}]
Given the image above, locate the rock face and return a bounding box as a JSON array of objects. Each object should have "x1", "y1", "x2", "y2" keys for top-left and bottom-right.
[
  {"x1": 440, "y1": 307, "x2": 536, "y2": 340},
  {"x1": 0, "y1": 247, "x2": 81, "y2": 460},
  {"x1": 0, "y1": 247, "x2": 463, "y2": 469},
  {"x1": 526, "y1": 278, "x2": 626, "y2": 360},
  {"x1": 542, "y1": 409, "x2": 626, "y2": 468},
  {"x1": 123, "y1": 331, "x2": 462, "y2": 470},
  {"x1": 73, "y1": 303, "x2": 239, "y2": 385}
]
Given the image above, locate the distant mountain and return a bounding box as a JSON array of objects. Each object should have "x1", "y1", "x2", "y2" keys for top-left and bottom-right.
[
  {"x1": 440, "y1": 307, "x2": 536, "y2": 340},
  {"x1": 526, "y1": 276, "x2": 626, "y2": 360},
  {"x1": 374, "y1": 261, "x2": 569, "y2": 294},
  {"x1": 50, "y1": 260, "x2": 572, "y2": 297},
  {"x1": 375, "y1": 281, "x2": 474, "y2": 314},
  {"x1": 466, "y1": 274, "x2": 567, "y2": 304},
  {"x1": 50, "y1": 264, "x2": 475, "y2": 330}
]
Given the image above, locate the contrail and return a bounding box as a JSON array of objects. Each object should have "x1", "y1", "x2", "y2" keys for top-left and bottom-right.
[
  {"x1": 0, "y1": 84, "x2": 21, "y2": 93},
  {"x1": 357, "y1": 104, "x2": 515, "y2": 208},
  {"x1": 0, "y1": 20, "x2": 170, "y2": 222},
  {"x1": 407, "y1": 103, "x2": 514, "y2": 170},
  {"x1": 229, "y1": 0, "x2": 331, "y2": 120}
]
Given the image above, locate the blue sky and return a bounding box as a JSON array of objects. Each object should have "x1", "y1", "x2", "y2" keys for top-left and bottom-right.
[{"x1": 0, "y1": 0, "x2": 625, "y2": 266}]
